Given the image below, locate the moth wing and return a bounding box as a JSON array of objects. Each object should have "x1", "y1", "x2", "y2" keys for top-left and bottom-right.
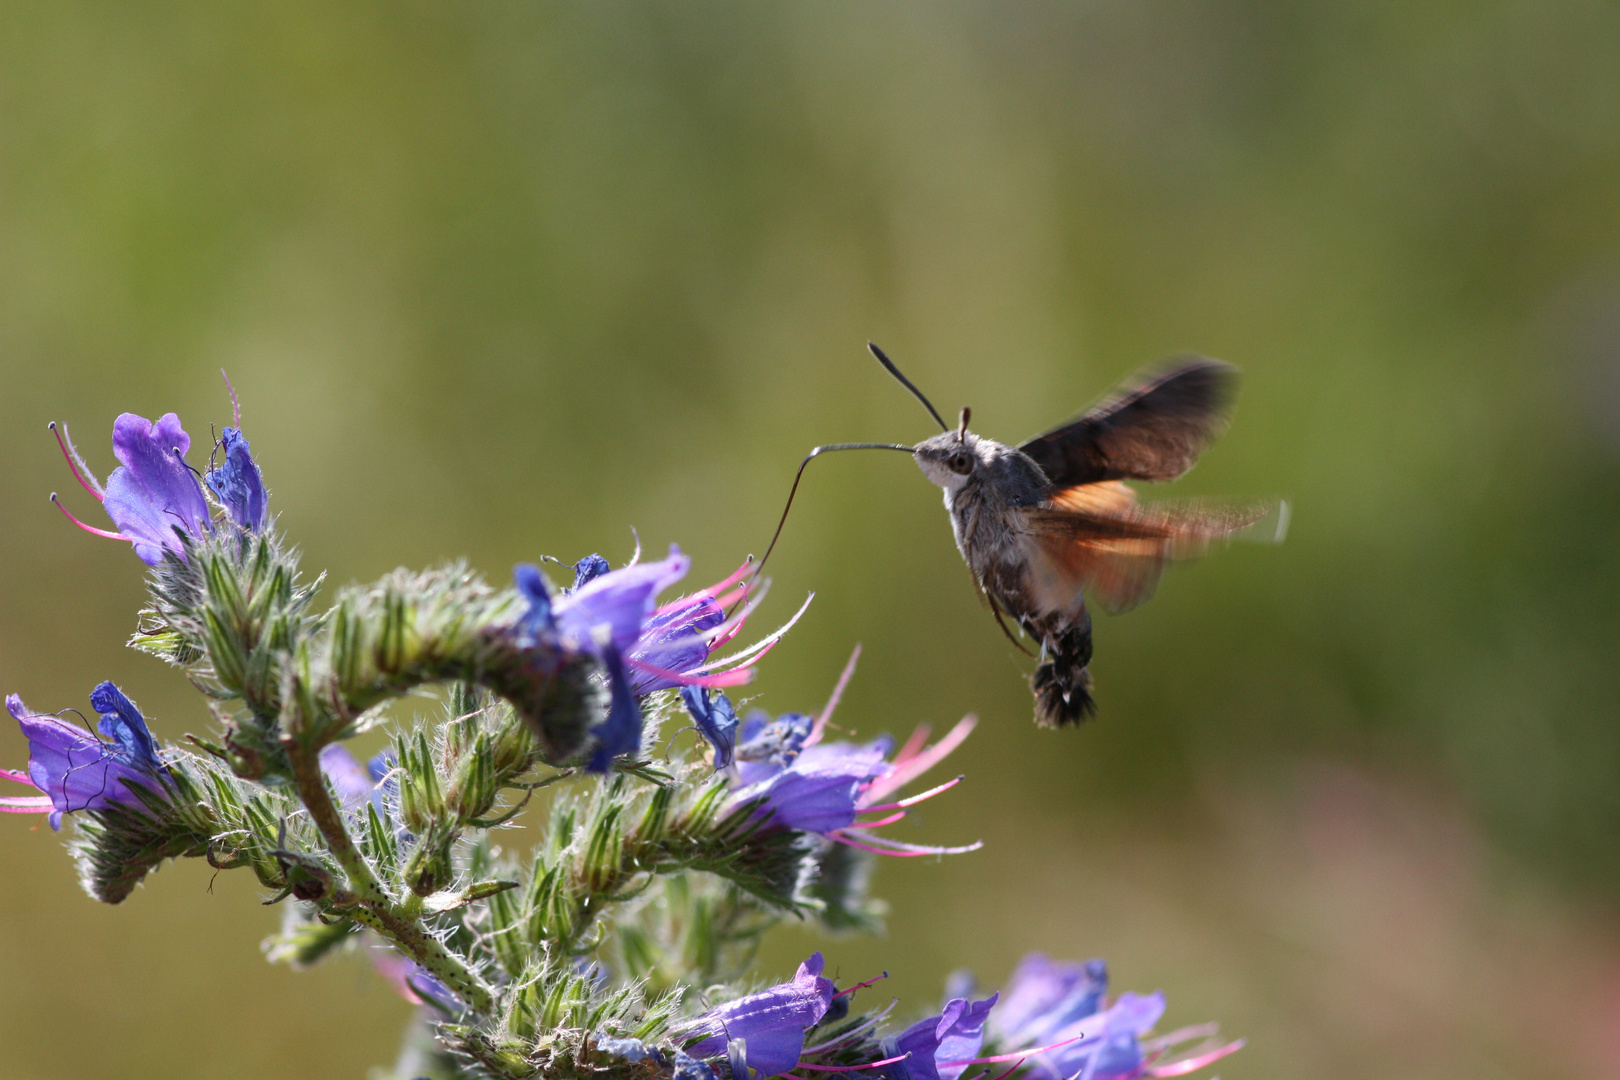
[
  {"x1": 1025, "y1": 482, "x2": 1281, "y2": 615},
  {"x1": 1018, "y1": 358, "x2": 1237, "y2": 489}
]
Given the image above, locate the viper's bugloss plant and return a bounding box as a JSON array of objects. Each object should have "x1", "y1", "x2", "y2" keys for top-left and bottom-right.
[{"x1": 4, "y1": 393, "x2": 1244, "y2": 1080}]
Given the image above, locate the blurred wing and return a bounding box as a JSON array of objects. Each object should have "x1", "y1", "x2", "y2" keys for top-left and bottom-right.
[
  {"x1": 1024, "y1": 482, "x2": 1279, "y2": 615},
  {"x1": 1018, "y1": 358, "x2": 1237, "y2": 488}
]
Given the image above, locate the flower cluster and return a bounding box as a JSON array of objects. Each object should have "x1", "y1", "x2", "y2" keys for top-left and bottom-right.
[
  {"x1": 597, "y1": 950, "x2": 1240, "y2": 1080},
  {"x1": 0, "y1": 386, "x2": 1245, "y2": 1080},
  {"x1": 0, "y1": 683, "x2": 169, "y2": 830}
]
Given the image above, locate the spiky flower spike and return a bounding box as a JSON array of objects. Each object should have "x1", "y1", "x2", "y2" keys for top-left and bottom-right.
[{"x1": 2, "y1": 385, "x2": 1241, "y2": 1080}]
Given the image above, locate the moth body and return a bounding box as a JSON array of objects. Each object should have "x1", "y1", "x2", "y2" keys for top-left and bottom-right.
[
  {"x1": 914, "y1": 429, "x2": 1100, "y2": 723},
  {"x1": 904, "y1": 356, "x2": 1277, "y2": 726}
]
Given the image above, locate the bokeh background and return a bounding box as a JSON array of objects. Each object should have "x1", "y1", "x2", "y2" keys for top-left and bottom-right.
[{"x1": 2, "y1": 3, "x2": 1619, "y2": 1077}]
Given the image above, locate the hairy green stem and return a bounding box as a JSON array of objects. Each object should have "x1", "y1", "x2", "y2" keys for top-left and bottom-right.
[{"x1": 286, "y1": 738, "x2": 495, "y2": 1014}]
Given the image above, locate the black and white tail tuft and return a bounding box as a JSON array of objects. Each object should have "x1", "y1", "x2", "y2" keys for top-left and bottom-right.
[{"x1": 1030, "y1": 621, "x2": 1096, "y2": 727}]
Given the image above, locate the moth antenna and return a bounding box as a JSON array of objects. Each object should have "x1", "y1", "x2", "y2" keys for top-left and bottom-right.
[
  {"x1": 867, "y1": 342, "x2": 949, "y2": 432},
  {"x1": 741, "y1": 442, "x2": 916, "y2": 602},
  {"x1": 957, "y1": 407, "x2": 970, "y2": 444}
]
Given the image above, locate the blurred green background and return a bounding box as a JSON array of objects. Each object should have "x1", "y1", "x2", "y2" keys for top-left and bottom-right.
[{"x1": 2, "y1": 3, "x2": 1619, "y2": 1077}]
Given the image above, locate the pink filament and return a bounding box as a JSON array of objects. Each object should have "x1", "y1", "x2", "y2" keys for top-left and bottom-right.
[
  {"x1": 806, "y1": 643, "x2": 861, "y2": 748},
  {"x1": 697, "y1": 558, "x2": 754, "y2": 599},
  {"x1": 828, "y1": 831, "x2": 982, "y2": 858},
  {"x1": 51, "y1": 422, "x2": 104, "y2": 502},
  {"x1": 699, "y1": 591, "x2": 813, "y2": 670},
  {"x1": 1142, "y1": 1024, "x2": 1218, "y2": 1052},
  {"x1": 833, "y1": 972, "x2": 890, "y2": 999},
  {"x1": 848, "y1": 809, "x2": 907, "y2": 829},
  {"x1": 51, "y1": 494, "x2": 133, "y2": 543},
  {"x1": 1142, "y1": 1039, "x2": 1246, "y2": 1077},
  {"x1": 861, "y1": 715, "x2": 977, "y2": 807},
  {"x1": 0, "y1": 795, "x2": 54, "y2": 813},
  {"x1": 221, "y1": 369, "x2": 242, "y2": 428},
  {"x1": 833, "y1": 829, "x2": 983, "y2": 857},
  {"x1": 890, "y1": 723, "x2": 932, "y2": 767},
  {"x1": 795, "y1": 1052, "x2": 911, "y2": 1072},
  {"x1": 985, "y1": 1058, "x2": 1027, "y2": 1080},
  {"x1": 625, "y1": 657, "x2": 756, "y2": 689},
  {"x1": 654, "y1": 558, "x2": 754, "y2": 617},
  {"x1": 859, "y1": 774, "x2": 963, "y2": 813},
  {"x1": 938, "y1": 1032, "x2": 1088, "y2": 1067},
  {"x1": 828, "y1": 832, "x2": 937, "y2": 858}
]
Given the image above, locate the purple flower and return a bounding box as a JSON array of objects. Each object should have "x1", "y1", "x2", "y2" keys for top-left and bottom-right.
[
  {"x1": 991, "y1": 957, "x2": 1244, "y2": 1080},
  {"x1": 672, "y1": 1051, "x2": 717, "y2": 1080},
  {"x1": 680, "y1": 687, "x2": 739, "y2": 769},
  {"x1": 513, "y1": 547, "x2": 796, "y2": 774},
  {"x1": 881, "y1": 994, "x2": 998, "y2": 1080},
  {"x1": 0, "y1": 683, "x2": 167, "y2": 830},
  {"x1": 625, "y1": 559, "x2": 809, "y2": 697},
  {"x1": 726, "y1": 689, "x2": 980, "y2": 857},
  {"x1": 586, "y1": 646, "x2": 644, "y2": 773},
  {"x1": 368, "y1": 941, "x2": 462, "y2": 1014},
  {"x1": 513, "y1": 563, "x2": 555, "y2": 642},
  {"x1": 989, "y1": 955, "x2": 1108, "y2": 1052},
  {"x1": 320, "y1": 744, "x2": 413, "y2": 847},
  {"x1": 204, "y1": 427, "x2": 267, "y2": 532},
  {"x1": 681, "y1": 952, "x2": 836, "y2": 1076},
  {"x1": 627, "y1": 593, "x2": 727, "y2": 694},
  {"x1": 552, "y1": 545, "x2": 692, "y2": 656},
  {"x1": 50, "y1": 413, "x2": 212, "y2": 565},
  {"x1": 571, "y1": 553, "x2": 611, "y2": 588},
  {"x1": 734, "y1": 708, "x2": 815, "y2": 768},
  {"x1": 319, "y1": 743, "x2": 378, "y2": 809}
]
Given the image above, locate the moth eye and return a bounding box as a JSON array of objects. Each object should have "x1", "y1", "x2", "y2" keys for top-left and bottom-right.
[{"x1": 947, "y1": 452, "x2": 973, "y2": 475}]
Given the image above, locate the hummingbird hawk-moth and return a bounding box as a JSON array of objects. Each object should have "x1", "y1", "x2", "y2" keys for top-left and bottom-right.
[{"x1": 754, "y1": 345, "x2": 1284, "y2": 727}]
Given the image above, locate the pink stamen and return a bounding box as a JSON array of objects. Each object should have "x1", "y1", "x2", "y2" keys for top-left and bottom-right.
[
  {"x1": 861, "y1": 715, "x2": 977, "y2": 807},
  {"x1": 697, "y1": 557, "x2": 753, "y2": 599},
  {"x1": 1142, "y1": 1039, "x2": 1245, "y2": 1077},
  {"x1": 849, "y1": 809, "x2": 907, "y2": 829},
  {"x1": 51, "y1": 494, "x2": 135, "y2": 544},
  {"x1": 828, "y1": 832, "x2": 983, "y2": 858},
  {"x1": 1142, "y1": 1024, "x2": 1219, "y2": 1052},
  {"x1": 709, "y1": 586, "x2": 748, "y2": 610},
  {"x1": 985, "y1": 1058, "x2": 1027, "y2": 1080},
  {"x1": 805, "y1": 643, "x2": 861, "y2": 748},
  {"x1": 1, "y1": 768, "x2": 35, "y2": 786},
  {"x1": 221, "y1": 369, "x2": 241, "y2": 428},
  {"x1": 938, "y1": 1033, "x2": 1088, "y2": 1067},
  {"x1": 0, "y1": 795, "x2": 54, "y2": 812},
  {"x1": 859, "y1": 774, "x2": 963, "y2": 813},
  {"x1": 697, "y1": 584, "x2": 772, "y2": 647},
  {"x1": 698, "y1": 592, "x2": 812, "y2": 670},
  {"x1": 828, "y1": 832, "x2": 934, "y2": 858},
  {"x1": 794, "y1": 1052, "x2": 911, "y2": 1072},
  {"x1": 624, "y1": 656, "x2": 756, "y2": 689},
  {"x1": 889, "y1": 723, "x2": 932, "y2": 768},
  {"x1": 833, "y1": 972, "x2": 889, "y2": 999},
  {"x1": 50, "y1": 422, "x2": 104, "y2": 502}
]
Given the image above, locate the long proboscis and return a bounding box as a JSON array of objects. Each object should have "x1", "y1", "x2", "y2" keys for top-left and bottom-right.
[
  {"x1": 868, "y1": 342, "x2": 949, "y2": 432},
  {"x1": 744, "y1": 442, "x2": 917, "y2": 596}
]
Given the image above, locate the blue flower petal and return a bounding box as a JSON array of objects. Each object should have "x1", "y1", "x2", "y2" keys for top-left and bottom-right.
[
  {"x1": 683, "y1": 952, "x2": 834, "y2": 1077},
  {"x1": 204, "y1": 427, "x2": 267, "y2": 531},
  {"x1": 586, "y1": 647, "x2": 644, "y2": 773},
  {"x1": 103, "y1": 413, "x2": 211, "y2": 564},
  {"x1": 680, "y1": 687, "x2": 738, "y2": 770},
  {"x1": 88, "y1": 681, "x2": 160, "y2": 769}
]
